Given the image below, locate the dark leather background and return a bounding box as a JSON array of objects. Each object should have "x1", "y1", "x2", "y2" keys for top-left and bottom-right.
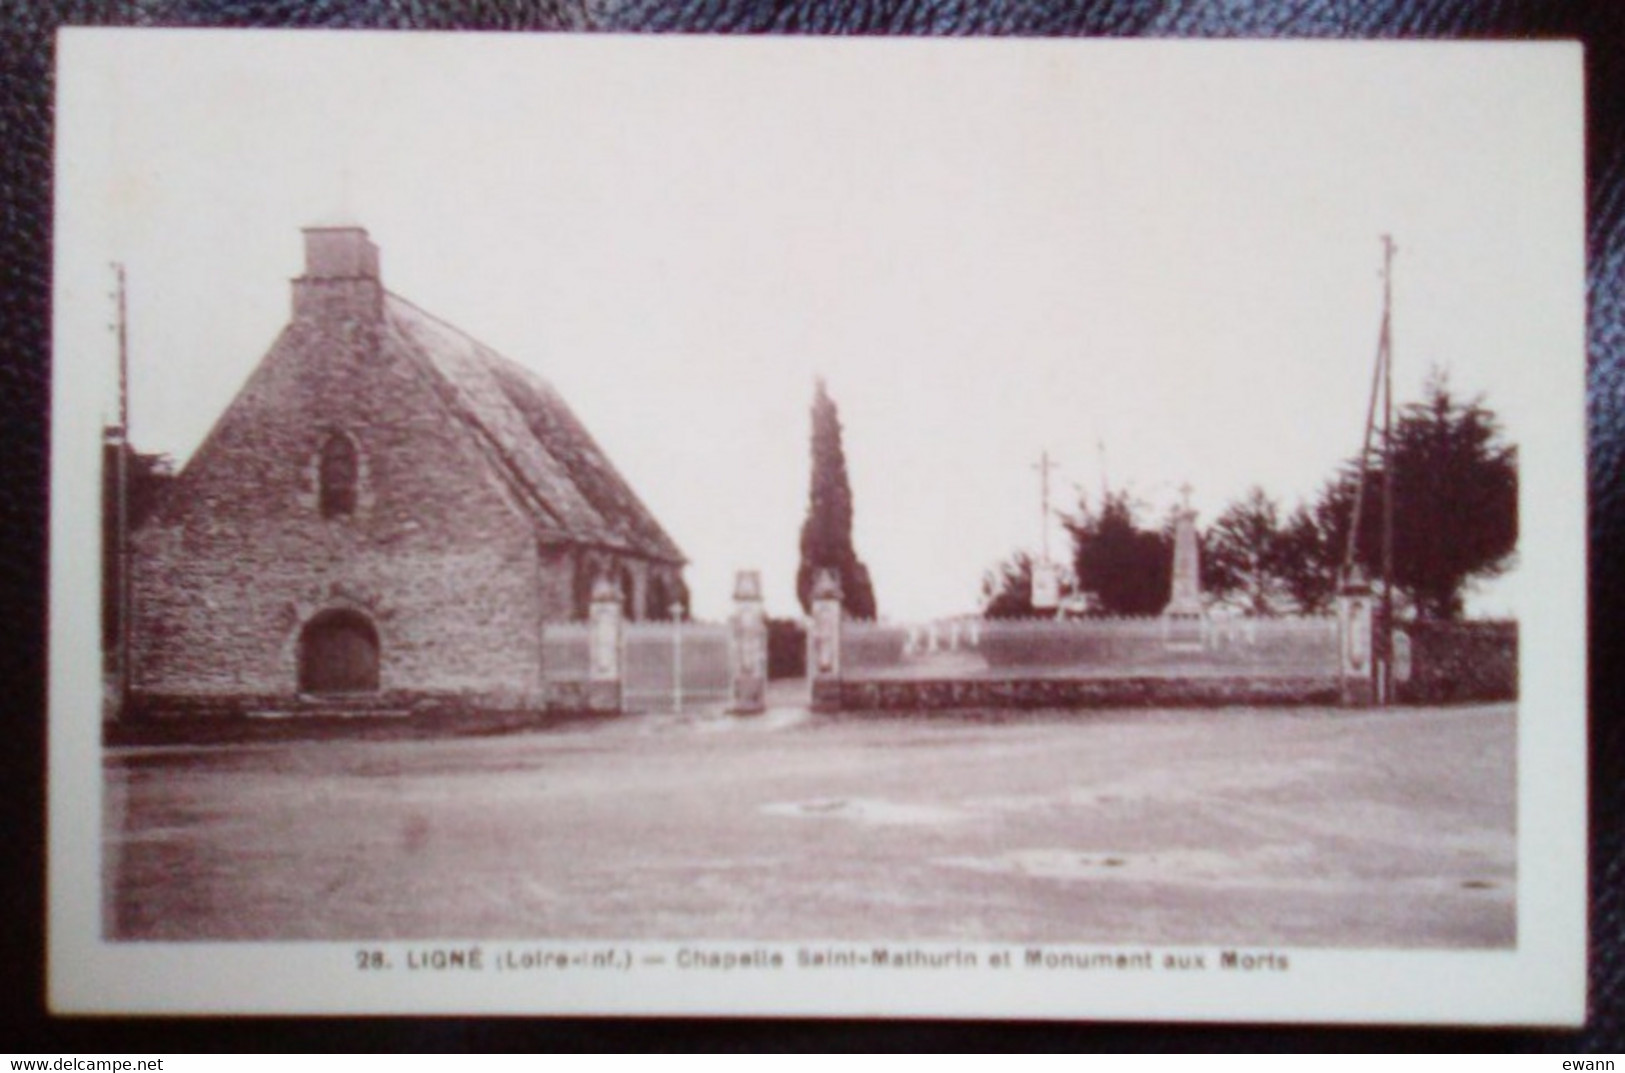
[{"x1": 3, "y1": 0, "x2": 1622, "y2": 1052}]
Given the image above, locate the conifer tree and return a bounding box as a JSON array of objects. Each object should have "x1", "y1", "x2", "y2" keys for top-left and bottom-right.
[
  {"x1": 1203, "y1": 486, "x2": 1291, "y2": 616},
  {"x1": 796, "y1": 379, "x2": 877, "y2": 618},
  {"x1": 1313, "y1": 373, "x2": 1517, "y2": 620},
  {"x1": 1065, "y1": 492, "x2": 1171, "y2": 616}
]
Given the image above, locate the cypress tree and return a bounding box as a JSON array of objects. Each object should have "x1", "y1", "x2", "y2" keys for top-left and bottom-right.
[{"x1": 796, "y1": 378, "x2": 877, "y2": 618}]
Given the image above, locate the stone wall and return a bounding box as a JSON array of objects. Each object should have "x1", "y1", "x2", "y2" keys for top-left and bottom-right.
[
  {"x1": 837, "y1": 675, "x2": 1340, "y2": 712},
  {"x1": 840, "y1": 615, "x2": 1340, "y2": 680},
  {"x1": 1395, "y1": 620, "x2": 1518, "y2": 703},
  {"x1": 132, "y1": 271, "x2": 551, "y2": 713}
]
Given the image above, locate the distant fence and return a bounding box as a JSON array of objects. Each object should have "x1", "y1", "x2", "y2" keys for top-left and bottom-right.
[
  {"x1": 622, "y1": 621, "x2": 731, "y2": 712},
  {"x1": 540, "y1": 619, "x2": 732, "y2": 713},
  {"x1": 540, "y1": 599, "x2": 1516, "y2": 716},
  {"x1": 839, "y1": 616, "x2": 1339, "y2": 681}
]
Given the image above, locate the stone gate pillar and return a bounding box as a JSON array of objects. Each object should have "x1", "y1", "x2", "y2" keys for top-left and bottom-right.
[
  {"x1": 730, "y1": 570, "x2": 767, "y2": 716},
  {"x1": 1336, "y1": 573, "x2": 1376, "y2": 707},
  {"x1": 808, "y1": 569, "x2": 843, "y2": 714},
  {"x1": 588, "y1": 575, "x2": 624, "y2": 714}
]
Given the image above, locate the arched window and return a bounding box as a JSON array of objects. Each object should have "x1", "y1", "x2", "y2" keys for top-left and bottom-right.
[
  {"x1": 647, "y1": 573, "x2": 670, "y2": 622},
  {"x1": 572, "y1": 555, "x2": 597, "y2": 622},
  {"x1": 298, "y1": 609, "x2": 380, "y2": 694},
  {"x1": 318, "y1": 433, "x2": 358, "y2": 517},
  {"x1": 619, "y1": 564, "x2": 637, "y2": 621}
]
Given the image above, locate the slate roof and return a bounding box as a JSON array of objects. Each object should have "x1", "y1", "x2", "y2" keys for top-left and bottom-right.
[{"x1": 386, "y1": 294, "x2": 685, "y2": 564}]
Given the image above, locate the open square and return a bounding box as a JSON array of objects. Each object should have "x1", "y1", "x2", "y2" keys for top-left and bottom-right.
[{"x1": 105, "y1": 701, "x2": 1514, "y2": 948}]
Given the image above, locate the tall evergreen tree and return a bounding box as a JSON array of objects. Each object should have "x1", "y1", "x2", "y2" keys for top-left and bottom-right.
[
  {"x1": 796, "y1": 379, "x2": 877, "y2": 618},
  {"x1": 101, "y1": 441, "x2": 173, "y2": 663},
  {"x1": 1275, "y1": 502, "x2": 1340, "y2": 615},
  {"x1": 1252, "y1": 371, "x2": 1519, "y2": 621},
  {"x1": 1065, "y1": 492, "x2": 1171, "y2": 616},
  {"x1": 1203, "y1": 486, "x2": 1292, "y2": 616},
  {"x1": 981, "y1": 550, "x2": 1040, "y2": 619},
  {"x1": 1314, "y1": 372, "x2": 1518, "y2": 620}
]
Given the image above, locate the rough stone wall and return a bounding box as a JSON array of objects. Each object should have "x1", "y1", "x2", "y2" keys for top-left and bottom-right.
[
  {"x1": 1395, "y1": 620, "x2": 1519, "y2": 704},
  {"x1": 536, "y1": 545, "x2": 576, "y2": 622},
  {"x1": 837, "y1": 676, "x2": 1341, "y2": 712},
  {"x1": 131, "y1": 276, "x2": 550, "y2": 711}
]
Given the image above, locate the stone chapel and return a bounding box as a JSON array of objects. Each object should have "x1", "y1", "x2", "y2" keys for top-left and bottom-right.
[{"x1": 128, "y1": 226, "x2": 686, "y2": 714}]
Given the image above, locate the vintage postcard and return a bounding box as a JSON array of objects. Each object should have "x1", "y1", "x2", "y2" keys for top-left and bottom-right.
[{"x1": 49, "y1": 30, "x2": 1586, "y2": 1023}]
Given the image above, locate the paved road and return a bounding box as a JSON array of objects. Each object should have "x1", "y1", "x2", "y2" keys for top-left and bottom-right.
[{"x1": 104, "y1": 703, "x2": 1515, "y2": 948}]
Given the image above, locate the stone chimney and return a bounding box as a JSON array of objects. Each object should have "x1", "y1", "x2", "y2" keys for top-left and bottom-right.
[{"x1": 292, "y1": 226, "x2": 383, "y2": 324}]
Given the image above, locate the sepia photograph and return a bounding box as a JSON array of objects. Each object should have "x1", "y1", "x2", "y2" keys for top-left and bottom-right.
[{"x1": 48, "y1": 30, "x2": 1585, "y2": 1022}]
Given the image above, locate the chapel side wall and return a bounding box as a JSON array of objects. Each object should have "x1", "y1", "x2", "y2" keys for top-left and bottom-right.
[
  {"x1": 558, "y1": 548, "x2": 685, "y2": 622},
  {"x1": 537, "y1": 545, "x2": 577, "y2": 623},
  {"x1": 130, "y1": 315, "x2": 547, "y2": 712}
]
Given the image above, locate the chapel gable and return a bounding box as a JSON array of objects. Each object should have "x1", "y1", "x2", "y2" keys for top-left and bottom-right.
[{"x1": 128, "y1": 226, "x2": 685, "y2": 714}]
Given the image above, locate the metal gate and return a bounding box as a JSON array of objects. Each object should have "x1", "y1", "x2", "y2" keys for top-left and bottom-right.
[{"x1": 622, "y1": 621, "x2": 731, "y2": 712}]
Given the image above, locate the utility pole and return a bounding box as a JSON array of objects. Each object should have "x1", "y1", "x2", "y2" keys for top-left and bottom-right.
[
  {"x1": 1032, "y1": 449, "x2": 1058, "y2": 564},
  {"x1": 1340, "y1": 237, "x2": 1397, "y2": 704},
  {"x1": 1379, "y1": 234, "x2": 1396, "y2": 705},
  {"x1": 112, "y1": 262, "x2": 132, "y2": 720}
]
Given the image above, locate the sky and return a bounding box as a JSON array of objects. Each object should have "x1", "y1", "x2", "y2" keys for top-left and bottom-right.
[{"x1": 54, "y1": 31, "x2": 1584, "y2": 621}]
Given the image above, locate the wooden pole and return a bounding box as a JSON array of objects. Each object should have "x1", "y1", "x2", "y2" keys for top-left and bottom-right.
[
  {"x1": 114, "y1": 262, "x2": 132, "y2": 720},
  {"x1": 1032, "y1": 449, "x2": 1058, "y2": 564},
  {"x1": 1380, "y1": 235, "x2": 1397, "y2": 704}
]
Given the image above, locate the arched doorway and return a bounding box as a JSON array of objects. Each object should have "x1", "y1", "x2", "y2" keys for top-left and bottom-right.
[{"x1": 298, "y1": 609, "x2": 380, "y2": 694}]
